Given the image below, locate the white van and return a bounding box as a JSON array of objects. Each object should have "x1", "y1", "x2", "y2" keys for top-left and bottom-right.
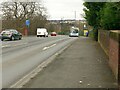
[{"x1": 37, "y1": 28, "x2": 48, "y2": 37}]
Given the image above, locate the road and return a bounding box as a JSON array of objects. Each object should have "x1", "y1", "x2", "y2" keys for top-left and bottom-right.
[{"x1": 1, "y1": 35, "x2": 78, "y2": 88}]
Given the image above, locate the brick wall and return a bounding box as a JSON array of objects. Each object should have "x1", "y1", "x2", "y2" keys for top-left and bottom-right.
[
  {"x1": 98, "y1": 30, "x2": 110, "y2": 56},
  {"x1": 109, "y1": 31, "x2": 120, "y2": 79},
  {"x1": 98, "y1": 30, "x2": 120, "y2": 80}
]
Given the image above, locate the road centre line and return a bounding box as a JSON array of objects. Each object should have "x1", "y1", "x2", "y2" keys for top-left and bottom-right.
[
  {"x1": 43, "y1": 44, "x2": 56, "y2": 50},
  {"x1": 2, "y1": 45, "x2": 11, "y2": 48}
]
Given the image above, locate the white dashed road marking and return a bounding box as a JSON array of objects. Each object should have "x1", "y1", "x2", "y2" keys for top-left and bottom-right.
[{"x1": 43, "y1": 44, "x2": 56, "y2": 50}]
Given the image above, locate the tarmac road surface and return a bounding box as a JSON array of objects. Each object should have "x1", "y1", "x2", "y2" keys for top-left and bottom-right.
[{"x1": 1, "y1": 35, "x2": 78, "y2": 88}]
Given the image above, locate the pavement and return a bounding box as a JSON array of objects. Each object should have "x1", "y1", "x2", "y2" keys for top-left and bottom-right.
[{"x1": 23, "y1": 37, "x2": 118, "y2": 89}]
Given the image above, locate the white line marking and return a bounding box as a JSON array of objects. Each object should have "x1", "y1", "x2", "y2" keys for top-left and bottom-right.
[
  {"x1": 49, "y1": 44, "x2": 56, "y2": 48},
  {"x1": 43, "y1": 44, "x2": 56, "y2": 51},
  {"x1": 2, "y1": 45, "x2": 11, "y2": 48},
  {"x1": 43, "y1": 47, "x2": 49, "y2": 50}
]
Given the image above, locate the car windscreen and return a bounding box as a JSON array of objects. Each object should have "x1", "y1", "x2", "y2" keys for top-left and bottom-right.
[
  {"x1": 71, "y1": 29, "x2": 79, "y2": 33},
  {"x1": 1, "y1": 30, "x2": 11, "y2": 34}
]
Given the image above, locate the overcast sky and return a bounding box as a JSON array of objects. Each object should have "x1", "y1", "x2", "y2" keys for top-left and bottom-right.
[
  {"x1": 43, "y1": 0, "x2": 85, "y2": 20},
  {"x1": 0, "y1": 0, "x2": 85, "y2": 20}
]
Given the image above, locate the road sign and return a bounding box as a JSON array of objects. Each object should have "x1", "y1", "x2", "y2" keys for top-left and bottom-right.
[{"x1": 26, "y1": 20, "x2": 30, "y2": 26}]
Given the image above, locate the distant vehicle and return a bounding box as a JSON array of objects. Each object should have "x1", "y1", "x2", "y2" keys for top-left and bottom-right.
[
  {"x1": 51, "y1": 32, "x2": 57, "y2": 36},
  {"x1": 69, "y1": 27, "x2": 79, "y2": 37},
  {"x1": 37, "y1": 28, "x2": 48, "y2": 37},
  {"x1": 1, "y1": 29, "x2": 22, "y2": 41}
]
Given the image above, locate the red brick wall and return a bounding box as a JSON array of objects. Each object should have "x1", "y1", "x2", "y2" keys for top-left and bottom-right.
[
  {"x1": 98, "y1": 30, "x2": 110, "y2": 56},
  {"x1": 98, "y1": 30, "x2": 120, "y2": 79},
  {"x1": 109, "y1": 37, "x2": 119, "y2": 79}
]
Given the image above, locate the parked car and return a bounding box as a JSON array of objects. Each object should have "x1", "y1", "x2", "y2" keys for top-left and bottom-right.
[
  {"x1": 1, "y1": 29, "x2": 22, "y2": 41},
  {"x1": 51, "y1": 32, "x2": 57, "y2": 36}
]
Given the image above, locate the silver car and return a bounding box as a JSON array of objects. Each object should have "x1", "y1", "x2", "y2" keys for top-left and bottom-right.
[{"x1": 1, "y1": 29, "x2": 22, "y2": 41}]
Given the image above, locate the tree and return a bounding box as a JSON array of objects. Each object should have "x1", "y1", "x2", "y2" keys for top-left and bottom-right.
[
  {"x1": 100, "y1": 2, "x2": 120, "y2": 30},
  {"x1": 83, "y1": 2, "x2": 120, "y2": 30},
  {"x1": 83, "y1": 2, "x2": 106, "y2": 41},
  {"x1": 1, "y1": 1, "x2": 48, "y2": 35}
]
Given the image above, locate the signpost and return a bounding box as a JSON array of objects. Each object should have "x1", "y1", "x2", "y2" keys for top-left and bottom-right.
[
  {"x1": 26, "y1": 20, "x2": 30, "y2": 27},
  {"x1": 25, "y1": 20, "x2": 30, "y2": 36}
]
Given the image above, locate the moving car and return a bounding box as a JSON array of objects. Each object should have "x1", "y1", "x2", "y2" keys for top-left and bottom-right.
[
  {"x1": 1, "y1": 29, "x2": 22, "y2": 41},
  {"x1": 37, "y1": 28, "x2": 48, "y2": 37},
  {"x1": 51, "y1": 32, "x2": 57, "y2": 36}
]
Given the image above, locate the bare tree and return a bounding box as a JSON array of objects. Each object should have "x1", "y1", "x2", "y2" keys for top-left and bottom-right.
[{"x1": 1, "y1": 1, "x2": 48, "y2": 35}]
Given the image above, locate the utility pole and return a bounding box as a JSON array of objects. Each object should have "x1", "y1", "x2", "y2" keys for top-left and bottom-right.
[
  {"x1": 74, "y1": 11, "x2": 77, "y2": 27},
  {"x1": 60, "y1": 17, "x2": 64, "y2": 31},
  {"x1": 74, "y1": 11, "x2": 76, "y2": 20}
]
